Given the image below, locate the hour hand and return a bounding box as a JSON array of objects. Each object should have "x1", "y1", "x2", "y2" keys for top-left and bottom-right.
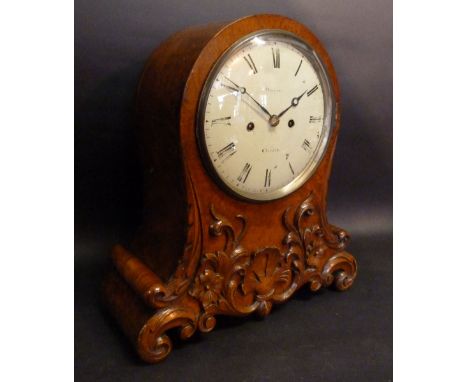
[{"x1": 277, "y1": 89, "x2": 308, "y2": 119}]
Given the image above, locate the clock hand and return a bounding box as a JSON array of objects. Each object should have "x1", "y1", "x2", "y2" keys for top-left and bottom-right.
[
  {"x1": 276, "y1": 90, "x2": 308, "y2": 119},
  {"x1": 221, "y1": 83, "x2": 240, "y2": 93},
  {"x1": 222, "y1": 75, "x2": 273, "y2": 119},
  {"x1": 222, "y1": 75, "x2": 242, "y2": 90}
]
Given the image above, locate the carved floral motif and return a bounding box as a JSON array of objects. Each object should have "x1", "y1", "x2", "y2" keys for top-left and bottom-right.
[
  {"x1": 189, "y1": 192, "x2": 356, "y2": 332},
  {"x1": 128, "y1": 192, "x2": 357, "y2": 362}
]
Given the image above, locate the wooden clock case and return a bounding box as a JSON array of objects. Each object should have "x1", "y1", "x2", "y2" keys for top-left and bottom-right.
[{"x1": 102, "y1": 14, "x2": 357, "y2": 364}]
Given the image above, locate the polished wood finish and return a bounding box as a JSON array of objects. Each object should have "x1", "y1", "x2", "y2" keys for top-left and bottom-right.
[{"x1": 102, "y1": 14, "x2": 357, "y2": 363}]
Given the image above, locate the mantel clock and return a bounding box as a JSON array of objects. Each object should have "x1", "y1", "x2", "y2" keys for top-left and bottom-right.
[{"x1": 103, "y1": 14, "x2": 357, "y2": 363}]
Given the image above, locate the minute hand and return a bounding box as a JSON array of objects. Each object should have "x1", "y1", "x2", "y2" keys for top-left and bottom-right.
[
  {"x1": 223, "y1": 75, "x2": 272, "y2": 118},
  {"x1": 277, "y1": 90, "x2": 308, "y2": 119},
  {"x1": 242, "y1": 89, "x2": 272, "y2": 118}
]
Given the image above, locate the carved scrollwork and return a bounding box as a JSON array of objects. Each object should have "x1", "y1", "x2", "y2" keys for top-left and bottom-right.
[
  {"x1": 134, "y1": 193, "x2": 356, "y2": 362},
  {"x1": 190, "y1": 192, "x2": 355, "y2": 330},
  {"x1": 282, "y1": 193, "x2": 323, "y2": 292},
  {"x1": 322, "y1": 251, "x2": 357, "y2": 291},
  {"x1": 120, "y1": 192, "x2": 356, "y2": 363},
  {"x1": 190, "y1": 205, "x2": 258, "y2": 320},
  {"x1": 137, "y1": 296, "x2": 200, "y2": 363}
]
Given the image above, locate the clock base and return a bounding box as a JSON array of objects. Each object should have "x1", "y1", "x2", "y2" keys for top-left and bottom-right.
[{"x1": 102, "y1": 194, "x2": 357, "y2": 364}]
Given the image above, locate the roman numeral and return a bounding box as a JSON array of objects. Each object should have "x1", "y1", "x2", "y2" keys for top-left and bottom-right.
[
  {"x1": 302, "y1": 139, "x2": 312, "y2": 152},
  {"x1": 309, "y1": 116, "x2": 322, "y2": 123},
  {"x1": 211, "y1": 116, "x2": 231, "y2": 126},
  {"x1": 237, "y1": 163, "x2": 252, "y2": 183},
  {"x1": 289, "y1": 162, "x2": 295, "y2": 175},
  {"x1": 307, "y1": 85, "x2": 319, "y2": 97},
  {"x1": 294, "y1": 59, "x2": 302, "y2": 76},
  {"x1": 243, "y1": 54, "x2": 258, "y2": 74},
  {"x1": 272, "y1": 48, "x2": 280, "y2": 68},
  {"x1": 264, "y1": 169, "x2": 272, "y2": 187},
  {"x1": 216, "y1": 142, "x2": 236, "y2": 159}
]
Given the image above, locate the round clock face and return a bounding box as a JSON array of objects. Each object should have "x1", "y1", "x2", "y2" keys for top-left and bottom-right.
[{"x1": 197, "y1": 30, "x2": 335, "y2": 201}]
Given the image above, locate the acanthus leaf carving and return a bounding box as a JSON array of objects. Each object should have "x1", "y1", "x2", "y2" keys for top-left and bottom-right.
[
  {"x1": 119, "y1": 192, "x2": 357, "y2": 362},
  {"x1": 190, "y1": 192, "x2": 357, "y2": 331}
]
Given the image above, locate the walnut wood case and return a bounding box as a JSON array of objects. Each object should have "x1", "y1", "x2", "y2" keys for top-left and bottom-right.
[{"x1": 102, "y1": 14, "x2": 357, "y2": 364}]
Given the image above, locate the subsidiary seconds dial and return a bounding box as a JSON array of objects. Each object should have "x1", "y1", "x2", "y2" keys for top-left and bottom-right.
[{"x1": 198, "y1": 31, "x2": 335, "y2": 201}]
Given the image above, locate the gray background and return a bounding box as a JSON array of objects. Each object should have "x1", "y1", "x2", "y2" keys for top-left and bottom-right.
[{"x1": 75, "y1": 0, "x2": 392, "y2": 380}]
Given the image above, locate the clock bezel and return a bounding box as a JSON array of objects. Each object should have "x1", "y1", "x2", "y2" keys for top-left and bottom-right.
[{"x1": 196, "y1": 29, "x2": 337, "y2": 203}]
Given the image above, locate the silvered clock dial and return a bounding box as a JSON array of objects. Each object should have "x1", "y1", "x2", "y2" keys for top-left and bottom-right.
[{"x1": 198, "y1": 31, "x2": 335, "y2": 201}]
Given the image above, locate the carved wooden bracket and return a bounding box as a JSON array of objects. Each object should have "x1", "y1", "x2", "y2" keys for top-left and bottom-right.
[{"x1": 104, "y1": 192, "x2": 357, "y2": 363}]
